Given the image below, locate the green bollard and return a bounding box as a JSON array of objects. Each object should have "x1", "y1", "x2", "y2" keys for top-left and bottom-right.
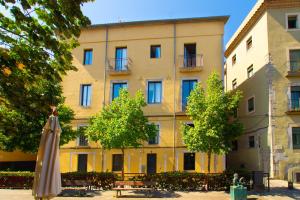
[{"x1": 230, "y1": 185, "x2": 247, "y2": 200}]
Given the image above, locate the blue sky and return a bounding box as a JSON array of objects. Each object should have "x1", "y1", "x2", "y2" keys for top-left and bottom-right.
[{"x1": 82, "y1": 0, "x2": 257, "y2": 45}]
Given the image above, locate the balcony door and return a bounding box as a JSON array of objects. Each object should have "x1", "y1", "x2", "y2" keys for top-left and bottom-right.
[
  {"x1": 291, "y1": 86, "x2": 300, "y2": 110},
  {"x1": 115, "y1": 47, "x2": 127, "y2": 71},
  {"x1": 290, "y1": 49, "x2": 300, "y2": 72},
  {"x1": 182, "y1": 80, "x2": 197, "y2": 110},
  {"x1": 147, "y1": 154, "x2": 157, "y2": 174},
  {"x1": 77, "y1": 154, "x2": 88, "y2": 172},
  {"x1": 184, "y1": 44, "x2": 196, "y2": 67}
]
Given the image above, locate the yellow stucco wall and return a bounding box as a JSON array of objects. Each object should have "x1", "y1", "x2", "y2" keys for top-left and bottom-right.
[
  {"x1": 267, "y1": 8, "x2": 300, "y2": 180},
  {"x1": 0, "y1": 151, "x2": 36, "y2": 162},
  {"x1": 60, "y1": 18, "x2": 227, "y2": 174},
  {"x1": 225, "y1": 4, "x2": 300, "y2": 180}
]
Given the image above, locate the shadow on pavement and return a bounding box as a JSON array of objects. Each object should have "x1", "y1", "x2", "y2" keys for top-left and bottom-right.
[
  {"x1": 117, "y1": 190, "x2": 181, "y2": 198},
  {"x1": 249, "y1": 187, "x2": 300, "y2": 200},
  {"x1": 58, "y1": 189, "x2": 102, "y2": 197}
]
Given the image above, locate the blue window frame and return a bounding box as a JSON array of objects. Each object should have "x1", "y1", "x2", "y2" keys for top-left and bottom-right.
[
  {"x1": 148, "y1": 124, "x2": 159, "y2": 145},
  {"x1": 291, "y1": 86, "x2": 300, "y2": 110},
  {"x1": 148, "y1": 81, "x2": 162, "y2": 104},
  {"x1": 83, "y1": 49, "x2": 93, "y2": 65},
  {"x1": 80, "y1": 84, "x2": 91, "y2": 107},
  {"x1": 182, "y1": 80, "x2": 197, "y2": 110},
  {"x1": 292, "y1": 127, "x2": 300, "y2": 149},
  {"x1": 150, "y1": 45, "x2": 161, "y2": 58},
  {"x1": 112, "y1": 82, "x2": 127, "y2": 100},
  {"x1": 115, "y1": 47, "x2": 127, "y2": 71}
]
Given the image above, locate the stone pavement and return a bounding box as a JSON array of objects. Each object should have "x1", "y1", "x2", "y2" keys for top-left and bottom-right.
[{"x1": 0, "y1": 180, "x2": 299, "y2": 200}]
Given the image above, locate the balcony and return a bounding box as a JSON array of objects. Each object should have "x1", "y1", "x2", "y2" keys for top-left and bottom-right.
[
  {"x1": 107, "y1": 58, "x2": 132, "y2": 76},
  {"x1": 178, "y1": 54, "x2": 204, "y2": 72},
  {"x1": 286, "y1": 60, "x2": 300, "y2": 77},
  {"x1": 286, "y1": 98, "x2": 300, "y2": 114}
]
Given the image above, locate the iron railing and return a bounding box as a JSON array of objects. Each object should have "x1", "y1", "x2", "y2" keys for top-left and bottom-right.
[
  {"x1": 107, "y1": 58, "x2": 132, "y2": 72},
  {"x1": 290, "y1": 60, "x2": 300, "y2": 72},
  {"x1": 288, "y1": 98, "x2": 300, "y2": 111},
  {"x1": 178, "y1": 54, "x2": 204, "y2": 68}
]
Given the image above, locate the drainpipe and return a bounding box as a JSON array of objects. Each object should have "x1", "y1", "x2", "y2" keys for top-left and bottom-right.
[
  {"x1": 267, "y1": 59, "x2": 274, "y2": 178},
  {"x1": 101, "y1": 26, "x2": 109, "y2": 172},
  {"x1": 268, "y1": 63, "x2": 274, "y2": 178},
  {"x1": 221, "y1": 33, "x2": 227, "y2": 170},
  {"x1": 173, "y1": 23, "x2": 177, "y2": 171}
]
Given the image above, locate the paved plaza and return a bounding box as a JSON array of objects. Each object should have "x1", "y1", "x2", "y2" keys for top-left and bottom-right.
[{"x1": 0, "y1": 180, "x2": 299, "y2": 200}]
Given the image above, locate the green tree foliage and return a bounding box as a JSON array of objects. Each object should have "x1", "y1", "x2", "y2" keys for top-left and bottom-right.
[
  {"x1": 86, "y1": 89, "x2": 157, "y2": 179},
  {"x1": 0, "y1": 0, "x2": 92, "y2": 152},
  {"x1": 182, "y1": 73, "x2": 243, "y2": 172}
]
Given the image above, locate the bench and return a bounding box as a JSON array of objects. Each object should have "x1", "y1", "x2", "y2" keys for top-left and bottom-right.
[{"x1": 112, "y1": 181, "x2": 155, "y2": 197}]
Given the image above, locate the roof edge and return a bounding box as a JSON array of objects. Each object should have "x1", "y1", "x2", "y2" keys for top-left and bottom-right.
[
  {"x1": 84, "y1": 15, "x2": 230, "y2": 29},
  {"x1": 225, "y1": 0, "x2": 300, "y2": 58}
]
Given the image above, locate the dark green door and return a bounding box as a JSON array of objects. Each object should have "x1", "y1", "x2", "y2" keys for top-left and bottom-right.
[
  {"x1": 77, "y1": 154, "x2": 87, "y2": 172},
  {"x1": 147, "y1": 154, "x2": 157, "y2": 174}
]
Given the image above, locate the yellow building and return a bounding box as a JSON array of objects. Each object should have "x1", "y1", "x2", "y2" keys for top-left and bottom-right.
[
  {"x1": 60, "y1": 16, "x2": 228, "y2": 174},
  {"x1": 225, "y1": 0, "x2": 300, "y2": 181}
]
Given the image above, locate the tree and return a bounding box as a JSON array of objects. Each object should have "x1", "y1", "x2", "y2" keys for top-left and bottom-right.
[
  {"x1": 182, "y1": 73, "x2": 243, "y2": 173},
  {"x1": 86, "y1": 89, "x2": 157, "y2": 179},
  {"x1": 0, "y1": 0, "x2": 92, "y2": 152}
]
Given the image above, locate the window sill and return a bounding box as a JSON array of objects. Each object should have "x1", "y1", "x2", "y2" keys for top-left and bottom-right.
[
  {"x1": 287, "y1": 28, "x2": 300, "y2": 31},
  {"x1": 183, "y1": 170, "x2": 196, "y2": 172},
  {"x1": 147, "y1": 103, "x2": 162, "y2": 105},
  {"x1": 80, "y1": 106, "x2": 91, "y2": 109},
  {"x1": 247, "y1": 110, "x2": 255, "y2": 115}
]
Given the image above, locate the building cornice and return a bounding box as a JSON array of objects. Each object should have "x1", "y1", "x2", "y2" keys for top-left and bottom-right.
[
  {"x1": 225, "y1": 0, "x2": 300, "y2": 58},
  {"x1": 84, "y1": 16, "x2": 229, "y2": 30}
]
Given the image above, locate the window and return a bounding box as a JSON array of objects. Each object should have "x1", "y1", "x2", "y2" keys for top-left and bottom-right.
[
  {"x1": 77, "y1": 154, "x2": 87, "y2": 172},
  {"x1": 187, "y1": 123, "x2": 194, "y2": 128},
  {"x1": 83, "y1": 49, "x2": 93, "y2": 65},
  {"x1": 184, "y1": 44, "x2": 196, "y2": 67},
  {"x1": 232, "y1": 79, "x2": 237, "y2": 89},
  {"x1": 148, "y1": 124, "x2": 159, "y2": 145},
  {"x1": 291, "y1": 86, "x2": 300, "y2": 110},
  {"x1": 80, "y1": 84, "x2": 91, "y2": 107},
  {"x1": 182, "y1": 80, "x2": 197, "y2": 110},
  {"x1": 78, "y1": 126, "x2": 88, "y2": 146},
  {"x1": 184, "y1": 153, "x2": 195, "y2": 171},
  {"x1": 289, "y1": 49, "x2": 300, "y2": 72},
  {"x1": 247, "y1": 97, "x2": 255, "y2": 113},
  {"x1": 287, "y1": 15, "x2": 299, "y2": 29},
  {"x1": 148, "y1": 81, "x2": 162, "y2": 104},
  {"x1": 115, "y1": 47, "x2": 128, "y2": 71},
  {"x1": 233, "y1": 108, "x2": 238, "y2": 118},
  {"x1": 249, "y1": 136, "x2": 255, "y2": 148},
  {"x1": 246, "y1": 36, "x2": 252, "y2": 50},
  {"x1": 112, "y1": 82, "x2": 127, "y2": 100},
  {"x1": 292, "y1": 127, "x2": 300, "y2": 149},
  {"x1": 150, "y1": 45, "x2": 161, "y2": 58},
  {"x1": 247, "y1": 65, "x2": 254, "y2": 78},
  {"x1": 232, "y1": 54, "x2": 237, "y2": 65},
  {"x1": 232, "y1": 140, "x2": 238, "y2": 151},
  {"x1": 112, "y1": 154, "x2": 123, "y2": 171}
]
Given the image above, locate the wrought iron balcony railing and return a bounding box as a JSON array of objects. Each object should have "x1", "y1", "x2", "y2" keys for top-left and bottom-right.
[
  {"x1": 178, "y1": 54, "x2": 204, "y2": 72},
  {"x1": 290, "y1": 60, "x2": 300, "y2": 72},
  {"x1": 287, "y1": 98, "x2": 300, "y2": 113},
  {"x1": 107, "y1": 58, "x2": 132, "y2": 75}
]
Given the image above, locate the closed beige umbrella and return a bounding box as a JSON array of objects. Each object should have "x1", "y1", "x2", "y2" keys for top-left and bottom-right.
[{"x1": 32, "y1": 108, "x2": 62, "y2": 199}]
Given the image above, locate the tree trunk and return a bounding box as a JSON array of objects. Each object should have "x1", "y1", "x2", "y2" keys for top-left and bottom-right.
[
  {"x1": 121, "y1": 148, "x2": 125, "y2": 180},
  {"x1": 207, "y1": 151, "x2": 211, "y2": 173}
]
